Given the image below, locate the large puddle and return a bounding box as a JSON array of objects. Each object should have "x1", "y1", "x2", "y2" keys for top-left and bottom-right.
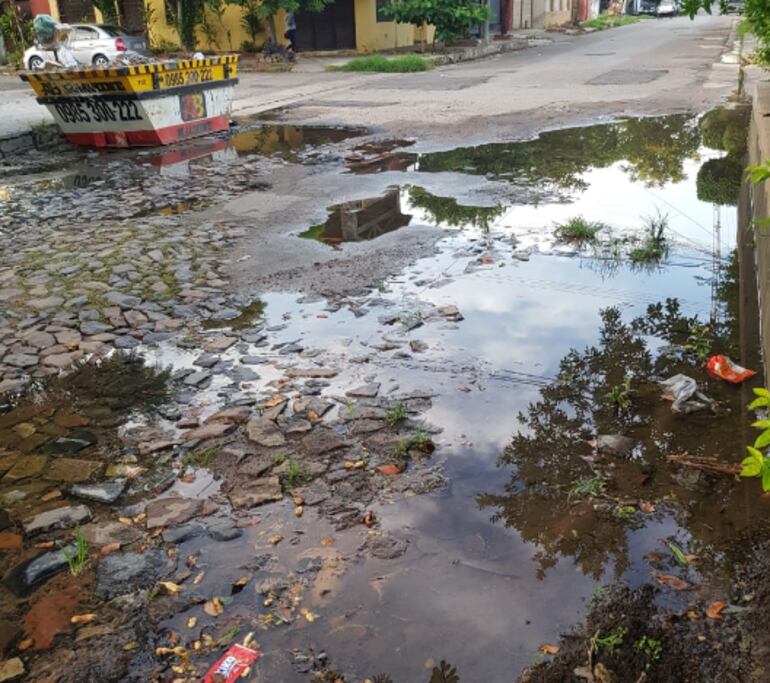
[{"x1": 0, "y1": 107, "x2": 761, "y2": 681}]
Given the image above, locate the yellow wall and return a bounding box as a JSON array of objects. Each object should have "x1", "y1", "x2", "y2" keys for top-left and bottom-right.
[
  {"x1": 48, "y1": 0, "x2": 61, "y2": 22},
  {"x1": 143, "y1": 0, "x2": 425, "y2": 52},
  {"x1": 354, "y1": 0, "x2": 416, "y2": 52},
  {"x1": 544, "y1": 0, "x2": 572, "y2": 27},
  {"x1": 144, "y1": 0, "x2": 274, "y2": 51}
]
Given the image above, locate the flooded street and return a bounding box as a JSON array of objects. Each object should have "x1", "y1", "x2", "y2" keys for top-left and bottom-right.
[{"x1": 2, "y1": 76, "x2": 768, "y2": 681}]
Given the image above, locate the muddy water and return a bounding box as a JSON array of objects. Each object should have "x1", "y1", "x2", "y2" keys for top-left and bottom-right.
[
  {"x1": 0, "y1": 112, "x2": 760, "y2": 682},
  {"x1": 138, "y1": 118, "x2": 757, "y2": 679}
]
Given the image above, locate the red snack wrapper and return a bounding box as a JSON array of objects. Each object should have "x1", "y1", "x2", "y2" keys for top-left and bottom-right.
[
  {"x1": 706, "y1": 355, "x2": 757, "y2": 384},
  {"x1": 202, "y1": 644, "x2": 260, "y2": 683}
]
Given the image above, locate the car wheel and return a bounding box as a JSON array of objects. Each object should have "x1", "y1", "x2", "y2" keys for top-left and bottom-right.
[
  {"x1": 28, "y1": 55, "x2": 44, "y2": 70},
  {"x1": 92, "y1": 54, "x2": 109, "y2": 67}
]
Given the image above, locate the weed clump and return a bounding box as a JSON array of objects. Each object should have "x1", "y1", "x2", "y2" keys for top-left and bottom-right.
[
  {"x1": 63, "y1": 528, "x2": 89, "y2": 576},
  {"x1": 629, "y1": 211, "x2": 669, "y2": 266},
  {"x1": 554, "y1": 216, "x2": 608, "y2": 244},
  {"x1": 329, "y1": 54, "x2": 434, "y2": 73}
]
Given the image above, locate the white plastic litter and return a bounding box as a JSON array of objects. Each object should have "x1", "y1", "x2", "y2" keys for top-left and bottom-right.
[{"x1": 659, "y1": 374, "x2": 716, "y2": 414}]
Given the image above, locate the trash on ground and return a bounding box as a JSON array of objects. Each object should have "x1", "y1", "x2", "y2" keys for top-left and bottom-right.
[
  {"x1": 202, "y1": 643, "x2": 260, "y2": 682},
  {"x1": 659, "y1": 374, "x2": 716, "y2": 414},
  {"x1": 665, "y1": 453, "x2": 741, "y2": 476},
  {"x1": 706, "y1": 355, "x2": 756, "y2": 383}
]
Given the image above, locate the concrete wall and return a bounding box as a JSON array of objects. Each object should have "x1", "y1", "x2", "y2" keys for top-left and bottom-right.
[
  {"x1": 544, "y1": 0, "x2": 572, "y2": 27},
  {"x1": 354, "y1": 0, "x2": 418, "y2": 52},
  {"x1": 750, "y1": 83, "x2": 770, "y2": 388}
]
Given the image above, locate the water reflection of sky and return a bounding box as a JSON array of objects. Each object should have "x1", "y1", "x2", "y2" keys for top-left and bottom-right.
[{"x1": 138, "y1": 125, "x2": 736, "y2": 681}]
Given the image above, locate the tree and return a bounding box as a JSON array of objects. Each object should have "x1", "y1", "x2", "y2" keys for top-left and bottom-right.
[
  {"x1": 242, "y1": 0, "x2": 333, "y2": 45},
  {"x1": 382, "y1": 0, "x2": 491, "y2": 46},
  {"x1": 91, "y1": 0, "x2": 119, "y2": 24}
]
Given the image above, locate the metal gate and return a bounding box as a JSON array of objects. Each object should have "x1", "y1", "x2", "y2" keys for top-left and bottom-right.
[{"x1": 296, "y1": 0, "x2": 356, "y2": 51}]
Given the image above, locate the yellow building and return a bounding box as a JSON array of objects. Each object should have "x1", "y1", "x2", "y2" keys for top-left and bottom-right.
[{"x1": 140, "y1": 0, "x2": 429, "y2": 53}]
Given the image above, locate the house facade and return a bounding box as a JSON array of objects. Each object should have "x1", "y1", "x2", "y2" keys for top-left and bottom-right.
[
  {"x1": 142, "y1": 0, "x2": 430, "y2": 52},
  {"x1": 497, "y1": 0, "x2": 573, "y2": 31}
]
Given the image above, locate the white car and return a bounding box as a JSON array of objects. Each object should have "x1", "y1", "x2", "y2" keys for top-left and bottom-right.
[
  {"x1": 23, "y1": 24, "x2": 151, "y2": 69},
  {"x1": 656, "y1": 0, "x2": 679, "y2": 15}
]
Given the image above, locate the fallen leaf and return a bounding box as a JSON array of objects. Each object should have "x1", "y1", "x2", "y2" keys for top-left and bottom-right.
[
  {"x1": 232, "y1": 575, "x2": 251, "y2": 594},
  {"x1": 294, "y1": 506, "x2": 304, "y2": 518},
  {"x1": 193, "y1": 571, "x2": 205, "y2": 585},
  {"x1": 123, "y1": 642, "x2": 138, "y2": 651},
  {"x1": 187, "y1": 617, "x2": 197, "y2": 629},
  {"x1": 264, "y1": 394, "x2": 286, "y2": 408},
  {"x1": 100, "y1": 542, "x2": 120, "y2": 556},
  {"x1": 377, "y1": 464, "x2": 400, "y2": 476},
  {"x1": 118, "y1": 517, "x2": 132, "y2": 526},
  {"x1": 320, "y1": 536, "x2": 334, "y2": 546},
  {"x1": 18, "y1": 639, "x2": 33, "y2": 651},
  {"x1": 268, "y1": 535, "x2": 283, "y2": 546},
  {"x1": 687, "y1": 610, "x2": 701, "y2": 621},
  {"x1": 478, "y1": 255, "x2": 495, "y2": 264},
  {"x1": 363, "y1": 511, "x2": 376, "y2": 528},
  {"x1": 293, "y1": 496, "x2": 304, "y2": 506},
  {"x1": 179, "y1": 473, "x2": 196, "y2": 484},
  {"x1": 203, "y1": 597, "x2": 224, "y2": 616},
  {"x1": 640, "y1": 501, "x2": 656, "y2": 513},
  {"x1": 706, "y1": 601, "x2": 728, "y2": 620},
  {"x1": 655, "y1": 574, "x2": 693, "y2": 591},
  {"x1": 132, "y1": 513, "x2": 146, "y2": 524},
  {"x1": 307, "y1": 410, "x2": 320, "y2": 421},
  {"x1": 186, "y1": 554, "x2": 198, "y2": 568},
  {"x1": 300, "y1": 607, "x2": 318, "y2": 623},
  {"x1": 34, "y1": 540, "x2": 55, "y2": 549},
  {"x1": 159, "y1": 581, "x2": 184, "y2": 594},
  {"x1": 70, "y1": 613, "x2": 96, "y2": 625},
  {"x1": 242, "y1": 631, "x2": 254, "y2": 648},
  {"x1": 539, "y1": 643, "x2": 560, "y2": 655}
]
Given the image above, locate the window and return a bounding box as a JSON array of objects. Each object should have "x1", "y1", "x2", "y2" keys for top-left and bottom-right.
[
  {"x1": 73, "y1": 27, "x2": 98, "y2": 41},
  {"x1": 376, "y1": 0, "x2": 390, "y2": 22}
]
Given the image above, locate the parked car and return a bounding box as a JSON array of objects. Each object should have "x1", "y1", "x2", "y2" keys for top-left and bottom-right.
[
  {"x1": 23, "y1": 24, "x2": 151, "y2": 70},
  {"x1": 637, "y1": 0, "x2": 658, "y2": 15},
  {"x1": 655, "y1": 0, "x2": 679, "y2": 15}
]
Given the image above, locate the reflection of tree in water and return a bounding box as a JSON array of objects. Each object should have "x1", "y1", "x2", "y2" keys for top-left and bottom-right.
[
  {"x1": 477, "y1": 267, "x2": 753, "y2": 580},
  {"x1": 371, "y1": 660, "x2": 460, "y2": 683},
  {"x1": 407, "y1": 186, "x2": 504, "y2": 231},
  {"x1": 416, "y1": 114, "x2": 701, "y2": 197}
]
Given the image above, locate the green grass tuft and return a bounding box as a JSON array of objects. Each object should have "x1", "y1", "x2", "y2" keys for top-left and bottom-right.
[
  {"x1": 328, "y1": 54, "x2": 434, "y2": 73},
  {"x1": 284, "y1": 459, "x2": 308, "y2": 489},
  {"x1": 554, "y1": 216, "x2": 608, "y2": 243},
  {"x1": 581, "y1": 14, "x2": 645, "y2": 30},
  {"x1": 629, "y1": 211, "x2": 670, "y2": 266},
  {"x1": 63, "y1": 528, "x2": 89, "y2": 576},
  {"x1": 385, "y1": 403, "x2": 407, "y2": 427}
]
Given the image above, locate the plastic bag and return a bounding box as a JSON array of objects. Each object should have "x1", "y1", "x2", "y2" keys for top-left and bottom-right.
[
  {"x1": 706, "y1": 355, "x2": 756, "y2": 384},
  {"x1": 32, "y1": 15, "x2": 58, "y2": 46},
  {"x1": 202, "y1": 644, "x2": 260, "y2": 682},
  {"x1": 659, "y1": 374, "x2": 716, "y2": 414}
]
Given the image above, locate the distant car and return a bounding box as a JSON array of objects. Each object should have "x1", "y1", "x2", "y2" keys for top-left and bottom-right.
[
  {"x1": 636, "y1": 0, "x2": 657, "y2": 15},
  {"x1": 656, "y1": 0, "x2": 679, "y2": 15},
  {"x1": 725, "y1": 0, "x2": 744, "y2": 13},
  {"x1": 23, "y1": 24, "x2": 151, "y2": 70}
]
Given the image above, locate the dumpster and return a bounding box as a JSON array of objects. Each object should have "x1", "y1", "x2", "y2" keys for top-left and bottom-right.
[{"x1": 20, "y1": 55, "x2": 238, "y2": 148}]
